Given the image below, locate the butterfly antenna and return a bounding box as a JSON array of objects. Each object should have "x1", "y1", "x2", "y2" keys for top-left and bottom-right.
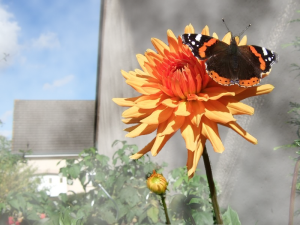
[
  {"x1": 222, "y1": 18, "x2": 230, "y2": 33},
  {"x1": 238, "y1": 23, "x2": 251, "y2": 37}
]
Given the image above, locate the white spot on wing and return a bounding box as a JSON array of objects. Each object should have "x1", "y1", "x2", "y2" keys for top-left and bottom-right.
[
  {"x1": 191, "y1": 41, "x2": 195, "y2": 45},
  {"x1": 195, "y1": 34, "x2": 202, "y2": 42},
  {"x1": 262, "y1": 47, "x2": 268, "y2": 56}
]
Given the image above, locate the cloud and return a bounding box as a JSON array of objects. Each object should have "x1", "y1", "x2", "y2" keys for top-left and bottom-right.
[
  {"x1": 43, "y1": 75, "x2": 74, "y2": 90},
  {"x1": 32, "y1": 32, "x2": 60, "y2": 49},
  {"x1": 0, "y1": 110, "x2": 13, "y2": 123},
  {"x1": 0, "y1": 5, "x2": 21, "y2": 68}
]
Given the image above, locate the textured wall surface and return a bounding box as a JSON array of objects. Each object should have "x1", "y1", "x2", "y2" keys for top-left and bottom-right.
[
  {"x1": 13, "y1": 100, "x2": 95, "y2": 154},
  {"x1": 97, "y1": 0, "x2": 300, "y2": 224}
]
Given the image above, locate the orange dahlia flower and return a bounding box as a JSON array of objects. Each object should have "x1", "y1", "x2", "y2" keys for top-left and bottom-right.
[{"x1": 113, "y1": 24, "x2": 274, "y2": 177}]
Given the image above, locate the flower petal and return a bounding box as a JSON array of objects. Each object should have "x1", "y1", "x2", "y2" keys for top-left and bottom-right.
[
  {"x1": 158, "y1": 113, "x2": 185, "y2": 136},
  {"x1": 145, "y1": 49, "x2": 164, "y2": 66},
  {"x1": 235, "y1": 36, "x2": 240, "y2": 45},
  {"x1": 122, "y1": 118, "x2": 142, "y2": 124},
  {"x1": 125, "y1": 123, "x2": 158, "y2": 138},
  {"x1": 112, "y1": 97, "x2": 139, "y2": 107},
  {"x1": 223, "y1": 121, "x2": 257, "y2": 144},
  {"x1": 239, "y1": 35, "x2": 247, "y2": 46},
  {"x1": 174, "y1": 101, "x2": 191, "y2": 116},
  {"x1": 212, "y1": 32, "x2": 218, "y2": 39},
  {"x1": 135, "y1": 93, "x2": 168, "y2": 109},
  {"x1": 184, "y1": 24, "x2": 195, "y2": 34},
  {"x1": 222, "y1": 32, "x2": 231, "y2": 44},
  {"x1": 180, "y1": 119, "x2": 200, "y2": 151},
  {"x1": 151, "y1": 38, "x2": 170, "y2": 56},
  {"x1": 167, "y1": 30, "x2": 179, "y2": 54},
  {"x1": 201, "y1": 116, "x2": 224, "y2": 153},
  {"x1": 161, "y1": 98, "x2": 180, "y2": 108},
  {"x1": 136, "y1": 54, "x2": 149, "y2": 72},
  {"x1": 218, "y1": 97, "x2": 254, "y2": 115},
  {"x1": 189, "y1": 100, "x2": 205, "y2": 127},
  {"x1": 130, "y1": 138, "x2": 156, "y2": 159},
  {"x1": 204, "y1": 100, "x2": 236, "y2": 124},
  {"x1": 126, "y1": 79, "x2": 158, "y2": 95},
  {"x1": 140, "y1": 105, "x2": 174, "y2": 125},
  {"x1": 151, "y1": 133, "x2": 175, "y2": 156},
  {"x1": 203, "y1": 87, "x2": 235, "y2": 100},
  {"x1": 122, "y1": 106, "x2": 154, "y2": 118},
  {"x1": 187, "y1": 135, "x2": 206, "y2": 178},
  {"x1": 201, "y1": 25, "x2": 209, "y2": 35},
  {"x1": 235, "y1": 84, "x2": 274, "y2": 101}
]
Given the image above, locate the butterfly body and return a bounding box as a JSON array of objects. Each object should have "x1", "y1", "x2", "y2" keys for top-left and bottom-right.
[{"x1": 181, "y1": 33, "x2": 278, "y2": 87}]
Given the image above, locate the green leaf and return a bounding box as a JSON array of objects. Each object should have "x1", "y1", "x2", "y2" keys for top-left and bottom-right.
[
  {"x1": 8, "y1": 199, "x2": 20, "y2": 210},
  {"x1": 222, "y1": 206, "x2": 242, "y2": 225},
  {"x1": 58, "y1": 193, "x2": 68, "y2": 203},
  {"x1": 26, "y1": 212, "x2": 40, "y2": 221},
  {"x1": 193, "y1": 211, "x2": 214, "y2": 224},
  {"x1": 173, "y1": 176, "x2": 184, "y2": 188},
  {"x1": 147, "y1": 206, "x2": 159, "y2": 223},
  {"x1": 119, "y1": 186, "x2": 140, "y2": 207},
  {"x1": 100, "y1": 210, "x2": 115, "y2": 224},
  {"x1": 69, "y1": 164, "x2": 81, "y2": 179},
  {"x1": 96, "y1": 154, "x2": 109, "y2": 166}
]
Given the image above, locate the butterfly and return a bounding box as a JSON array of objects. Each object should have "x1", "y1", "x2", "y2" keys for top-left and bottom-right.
[{"x1": 181, "y1": 19, "x2": 278, "y2": 87}]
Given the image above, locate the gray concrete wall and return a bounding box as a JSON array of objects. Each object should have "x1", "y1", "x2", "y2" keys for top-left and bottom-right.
[{"x1": 97, "y1": 0, "x2": 300, "y2": 224}]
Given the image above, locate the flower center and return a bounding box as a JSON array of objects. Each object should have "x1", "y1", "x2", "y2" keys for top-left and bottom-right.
[{"x1": 161, "y1": 60, "x2": 203, "y2": 100}]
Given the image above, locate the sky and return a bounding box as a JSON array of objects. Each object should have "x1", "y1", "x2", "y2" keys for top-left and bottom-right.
[{"x1": 0, "y1": 0, "x2": 101, "y2": 139}]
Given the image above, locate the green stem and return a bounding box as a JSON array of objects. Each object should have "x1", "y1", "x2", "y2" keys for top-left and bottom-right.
[
  {"x1": 288, "y1": 156, "x2": 300, "y2": 225},
  {"x1": 160, "y1": 194, "x2": 171, "y2": 224},
  {"x1": 202, "y1": 145, "x2": 223, "y2": 224}
]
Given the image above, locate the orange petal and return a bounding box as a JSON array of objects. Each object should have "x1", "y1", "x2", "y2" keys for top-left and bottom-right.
[
  {"x1": 136, "y1": 54, "x2": 148, "y2": 72},
  {"x1": 201, "y1": 116, "x2": 224, "y2": 153},
  {"x1": 161, "y1": 98, "x2": 180, "y2": 108},
  {"x1": 151, "y1": 38, "x2": 170, "y2": 56},
  {"x1": 125, "y1": 123, "x2": 158, "y2": 138},
  {"x1": 122, "y1": 118, "x2": 143, "y2": 124},
  {"x1": 235, "y1": 36, "x2": 240, "y2": 45},
  {"x1": 187, "y1": 135, "x2": 206, "y2": 178},
  {"x1": 203, "y1": 87, "x2": 235, "y2": 100},
  {"x1": 158, "y1": 113, "x2": 185, "y2": 136},
  {"x1": 135, "y1": 93, "x2": 167, "y2": 109},
  {"x1": 122, "y1": 106, "x2": 154, "y2": 118},
  {"x1": 184, "y1": 24, "x2": 195, "y2": 34},
  {"x1": 235, "y1": 84, "x2": 274, "y2": 101},
  {"x1": 189, "y1": 101, "x2": 205, "y2": 127},
  {"x1": 212, "y1": 32, "x2": 218, "y2": 39},
  {"x1": 221, "y1": 100, "x2": 254, "y2": 115},
  {"x1": 145, "y1": 49, "x2": 164, "y2": 66},
  {"x1": 126, "y1": 79, "x2": 158, "y2": 95},
  {"x1": 222, "y1": 32, "x2": 231, "y2": 44},
  {"x1": 140, "y1": 105, "x2": 174, "y2": 125},
  {"x1": 201, "y1": 25, "x2": 209, "y2": 36},
  {"x1": 180, "y1": 119, "x2": 199, "y2": 151},
  {"x1": 167, "y1": 30, "x2": 179, "y2": 54},
  {"x1": 203, "y1": 100, "x2": 236, "y2": 124},
  {"x1": 239, "y1": 35, "x2": 247, "y2": 46},
  {"x1": 174, "y1": 101, "x2": 191, "y2": 116},
  {"x1": 130, "y1": 138, "x2": 156, "y2": 159},
  {"x1": 151, "y1": 133, "x2": 175, "y2": 156},
  {"x1": 112, "y1": 97, "x2": 139, "y2": 107},
  {"x1": 223, "y1": 121, "x2": 257, "y2": 144}
]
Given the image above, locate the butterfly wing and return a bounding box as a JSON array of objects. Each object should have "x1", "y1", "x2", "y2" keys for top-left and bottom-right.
[
  {"x1": 182, "y1": 33, "x2": 235, "y2": 86},
  {"x1": 181, "y1": 34, "x2": 228, "y2": 60},
  {"x1": 236, "y1": 45, "x2": 278, "y2": 87}
]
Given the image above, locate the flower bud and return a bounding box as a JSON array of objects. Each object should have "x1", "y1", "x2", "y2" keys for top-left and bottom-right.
[{"x1": 147, "y1": 170, "x2": 168, "y2": 195}]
